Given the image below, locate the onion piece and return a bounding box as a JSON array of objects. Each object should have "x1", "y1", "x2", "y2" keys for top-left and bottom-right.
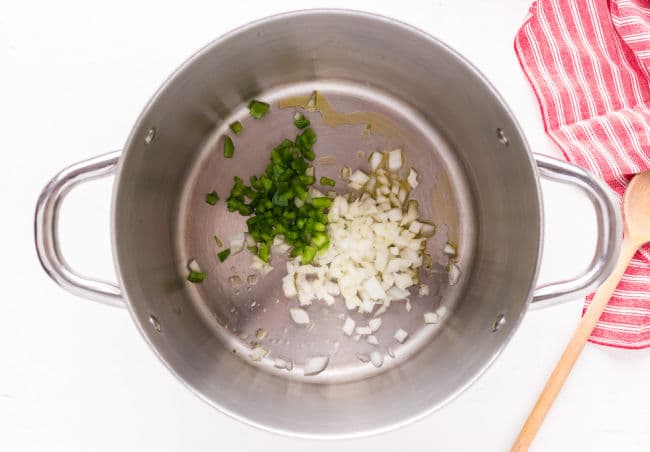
[
  {"x1": 304, "y1": 355, "x2": 329, "y2": 376},
  {"x1": 340, "y1": 166, "x2": 351, "y2": 180},
  {"x1": 405, "y1": 300, "x2": 412, "y2": 312},
  {"x1": 349, "y1": 169, "x2": 370, "y2": 186},
  {"x1": 245, "y1": 233, "x2": 256, "y2": 248},
  {"x1": 387, "y1": 208, "x2": 402, "y2": 222},
  {"x1": 367, "y1": 335, "x2": 379, "y2": 345},
  {"x1": 369, "y1": 318, "x2": 382, "y2": 332},
  {"x1": 418, "y1": 284, "x2": 430, "y2": 297},
  {"x1": 436, "y1": 305, "x2": 448, "y2": 318},
  {"x1": 394, "y1": 328, "x2": 409, "y2": 343},
  {"x1": 408, "y1": 220, "x2": 423, "y2": 234},
  {"x1": 362, "y1": 276, "x2": 386, "y2": 300},
  {"x1": 387, "y1": 286, "x2": 410, "y2": 301},
  {"x1": 356, "y1": 326, "x2": 372, "y2": 335},
  {"x1": 290, "y1": 307, "x2": 310, "y2": 325},
  {"x1": 443, "y1": 243, "x2": 457, "y2": 257},
  {"x1": 407, "y1": 168, "x2": 419, "y2": 189},
  {"x1": 387, "y1": 149, "x2": 403, "y2": 172},
  {"x1": 369, "y1": 151, "x2": 384, "y2": 171},
  {"x1": 424, "y1": 312, "x2": 439, "y2": 324},
  {"x1": 420, "y1": 223, "x2": 436, "y2": 237},
  {"x1": 342, "y1": 317, "x2": 355, "y2": 336},
  {"x1": 229, "y1": 233, "x2": 246, "y2": 254},
  {"x1": 188, "y1": 259, "x2": 201, "y2": 273},
  {"x1": 249, "y1": 346, "x2": 268, "y2": 361},
  {"x1": 448, "y1": 263, "x2": 461, "y2": 285},
  {"x1": 274, "y1": 357, "x2": 293, "y2": 370},
  {"x1": 282, "y1": 274, "x2": 297, "y2": 297},
  {"x1": 370, "y1": 351, "x2": 384, "y2": 368}
]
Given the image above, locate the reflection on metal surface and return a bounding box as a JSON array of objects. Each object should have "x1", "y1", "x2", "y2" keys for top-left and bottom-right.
[{"x1": 279, "y1": 91, "x2": 401, "y2": 138}]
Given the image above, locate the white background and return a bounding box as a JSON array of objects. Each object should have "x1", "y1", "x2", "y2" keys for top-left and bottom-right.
[{"x1": 2, "y1": 0, "x2": 649, "y2": 451}]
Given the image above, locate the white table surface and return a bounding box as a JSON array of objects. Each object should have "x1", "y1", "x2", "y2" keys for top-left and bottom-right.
[{"x1": 2, "y1": 1, "x2": 649, "y2": 451}]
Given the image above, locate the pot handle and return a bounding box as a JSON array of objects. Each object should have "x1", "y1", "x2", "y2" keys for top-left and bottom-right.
[
  {"x1": 34, "y1": 151, "x2": 125, "y2": 307},
  {"x1": 531, "y1": 154, "x2": 622, "y2": 308}
]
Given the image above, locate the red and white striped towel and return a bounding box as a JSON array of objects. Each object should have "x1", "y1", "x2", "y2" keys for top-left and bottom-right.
[{"x1": 515, "y1": 0, "x2": 650, "y2": 348}]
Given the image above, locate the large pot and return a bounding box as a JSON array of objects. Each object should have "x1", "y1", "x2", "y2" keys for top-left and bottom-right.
[{"x1": 35, "y1": 10, "x2": 621, "y2": 438}]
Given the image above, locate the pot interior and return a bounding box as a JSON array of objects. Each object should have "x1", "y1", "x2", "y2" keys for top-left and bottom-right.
[{"x1": 113, "y1": 10, "x2": 541, "y2": 437}]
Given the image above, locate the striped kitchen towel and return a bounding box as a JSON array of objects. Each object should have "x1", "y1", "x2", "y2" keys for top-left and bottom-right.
[{"x1": 515, "y1": 0, "x2": 650, "y2": 348}]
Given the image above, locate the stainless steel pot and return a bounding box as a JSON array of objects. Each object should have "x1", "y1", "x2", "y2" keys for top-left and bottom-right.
[{"x1": 34, "y1": 10, "x2": 621, "y2": 438}]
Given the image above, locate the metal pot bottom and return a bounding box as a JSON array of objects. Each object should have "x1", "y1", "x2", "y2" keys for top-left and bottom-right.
[{"x1": 175, "y1": 79, "x2": 475, "y2": 384}]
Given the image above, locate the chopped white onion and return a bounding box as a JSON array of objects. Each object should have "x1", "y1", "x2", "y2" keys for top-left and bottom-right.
[
  {"x1": 342, "y1": 317, "x2": 356, "y2": 336},
  {"x1": 407, "y1": 168, "x2": 419, "y2": 189},
  {"x1": 349, "y1": 169, "x2": 370, "y2": 186},
  {"x1": 304, "y1": 355, "x2": 329, "y2": 376},
  {"x1": 369, "y1": 151, "x2": 384, "y2": 171},
  {"x1": 229, "y1": 233, "x2": 246, "y2": 254},
  {"x1": 448, "y1": 263, "x2": 461, "y2": 285},
  {"x1": 443, "y1": 243, "x2": 457, "y2": 257},
  {"x1": 370, "y1": 351, "x2": 384, "y2": 368},
  {"x1": 362, "y1": 276, "x2": 386, "y2": 300},
  {"x1": 255, "y1": 328, "x2": 267, "y2": 340},
  {"x1": 424, "y1": 312, "x2": 439, "y2": 324},
  {"x1": 188, "y1": 259, "x2": 201, "y2": 273},
  {"x1": 367, "y1": 335, "x2": 379, "y2": 345},
  {"x1": 359, "y1": 299, "x2": 375, "y2": 314},
  {"x1": 394, "y1": 328, "x2": 409, "y2": 343},
  {"x1": 405, "y1": 300, "x2": 412, "y2": 312},
  {"x1": 340, "y1": 166, "x2": 351, "y2": 179},
  {"x1": 289, "y1": 307, "x2": 310, "y2": 325},
  {"x1": 387, "y1": 286, "x2": 410, "y2": 300},
  {"x1": 249, "y1": 346, "x2": 268, "y2": 361},
  {"x1": 387, "y1": 208, "x2": 402, "y2": 223},
  {"x1": 282, "y1": 274, "x2": 297, "y2": 297},
  {"x1": 418, "y1": 284, "x2": 430, "y2": 297},
  {"x1": 274, "y1": 357, "x2": 293, "y2": 370},
  {"x1": 280, "y1": 148, "x2": 436, "y2": 317},
  {"x1": 408, "y1": 220, "x2": 423, "y2": 234},
  {"x1": 436, "y1": 305, "x2": 448, "y2": 318},
  {"x1": 251, "y1": 256, "x2": 273, "y2": 276},
  {"x1": 305, "y1": 166, "x2": 315, "y2": 177},
  {"x1": 245, "y1": 233, "x2": 256, "y2": 248},
  {"x1": 368, "y1": 318, "x2": 382, "y2": 332},
  {"x1": 420, "y1": 223, "x2": 436, "y2": 237},
  {"x1": 387, "y1": 149, "x2": 403, "y2": 172},
  {"x1": 356, "y1": 326, "x2": 372, "y2": 335}
]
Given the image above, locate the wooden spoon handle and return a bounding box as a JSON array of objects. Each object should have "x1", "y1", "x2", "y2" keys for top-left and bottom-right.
[{"x1": 511, "y1": 238, "x2": 638, "y2": 452}]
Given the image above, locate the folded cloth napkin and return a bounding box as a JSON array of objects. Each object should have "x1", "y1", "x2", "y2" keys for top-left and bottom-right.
[{"x1": 515, "y1": 0, "x2": 650, "y2": 348}]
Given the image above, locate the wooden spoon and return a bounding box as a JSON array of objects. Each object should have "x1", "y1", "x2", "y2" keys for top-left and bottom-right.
[{"x1": 511, "y1": 171, "x2": 650, "y2": 452}]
